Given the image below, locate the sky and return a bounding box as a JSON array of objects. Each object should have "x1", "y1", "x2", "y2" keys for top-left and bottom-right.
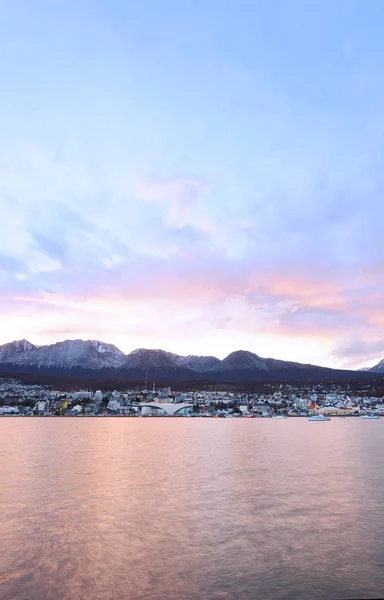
[{"x1": 0, "y1": 0, "x2": 383, "y2": 368}]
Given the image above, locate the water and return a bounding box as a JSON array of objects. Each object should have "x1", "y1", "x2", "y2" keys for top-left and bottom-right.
[{"x1": 1, "y1": 417, "x2": 384, "y2": 600}]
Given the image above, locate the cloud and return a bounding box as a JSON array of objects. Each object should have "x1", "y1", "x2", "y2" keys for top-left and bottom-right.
[
  {"x1": 0, "y1": 254, "x2": 24, "y2": 273},
  {"x1": 135, "y1": 177, "x2": 208, "y2": 228},
  {"x1": 29, "y1": 232, "x2": 68, "y2": 264},
  {"x1": 0, "y1": 0, "x2": 384, "y2": 371},
  {"x1": 279, "y1": 305, "x2": 360, "y2": 335},
  {"x1": 332, "y1": 337, "x2": 384, "y2": 368}
]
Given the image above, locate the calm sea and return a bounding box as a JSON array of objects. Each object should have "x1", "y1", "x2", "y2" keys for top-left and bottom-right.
[{"x1": 1, "y1": 417, "x2": 384, "y2": 600}]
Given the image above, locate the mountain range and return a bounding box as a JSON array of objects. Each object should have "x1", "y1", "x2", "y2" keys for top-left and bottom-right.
[{"x1": 0, "y1": 338, "x2": 382, "y2": 383}]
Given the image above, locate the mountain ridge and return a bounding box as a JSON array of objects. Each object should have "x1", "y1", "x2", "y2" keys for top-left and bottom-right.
[
  {"x1": 0, "y1": 338, "x2": 331, "y2": 372},
  {"x1": 0, "y1": 338, "x2": 379, "y2": 384}
]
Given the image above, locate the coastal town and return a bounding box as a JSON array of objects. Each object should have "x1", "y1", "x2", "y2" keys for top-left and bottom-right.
[{"x1": 0, "y1": 377, "x2": 384, "y2": 418}]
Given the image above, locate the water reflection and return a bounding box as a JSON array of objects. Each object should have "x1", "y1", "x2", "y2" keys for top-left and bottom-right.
[{"x1": 1, "y1": 418, "x2": 384, "y2": 599}]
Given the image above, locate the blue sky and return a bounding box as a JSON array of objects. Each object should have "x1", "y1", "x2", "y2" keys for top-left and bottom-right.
[{"x1": 0, "y1": 0, "x2": 383, "y2": 367}]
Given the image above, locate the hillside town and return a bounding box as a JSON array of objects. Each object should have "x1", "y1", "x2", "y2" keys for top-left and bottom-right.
[{"x1": 1, "y1": 377, "x2": 384, "y2": 417}]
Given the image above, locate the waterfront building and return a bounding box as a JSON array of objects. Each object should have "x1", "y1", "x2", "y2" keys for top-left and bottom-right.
[
  {"x1": 34, "y1": 400, "x2": 49, "y2": 413},
  {"x1": 0, "y1": 405, "x2": 20, "y2": 415},
  {"x1": 140, "y1": 402, "x2": 193, "y2": 416},
  {"x1": 294, "y1": 398, "x2": 308, "y2": 410},
  {"x1": 107, "y1": 399, "x2": 121, "y2": 412}
]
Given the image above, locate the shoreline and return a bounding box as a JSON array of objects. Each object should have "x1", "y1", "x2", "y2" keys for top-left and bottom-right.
[{"x1": 0, "y1": 413, "x2": 366, "y2": 418}]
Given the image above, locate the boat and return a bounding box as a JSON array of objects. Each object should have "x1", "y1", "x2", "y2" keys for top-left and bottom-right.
[
  {"x1": 272, "y1": 415, "x2": 288, "y2": 419},
  {"x1": 360, "y1": 414, "x2": 380, "y2": 419},
  {"x1": 307, "y1": 414, "x2": 331, "y2": 421}
]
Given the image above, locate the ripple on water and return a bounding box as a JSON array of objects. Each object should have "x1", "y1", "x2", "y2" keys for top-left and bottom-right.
[{"x1": 1, "y1": 418, "x2": 384, "y2": 600}]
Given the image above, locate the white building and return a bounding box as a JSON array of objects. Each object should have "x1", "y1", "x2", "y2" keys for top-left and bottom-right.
[
  {"x1": 0, "y1": 405, "x2": 20, "y2": 415},
  {"x1": 107, "y1": 399, "x2": 121, "y2": 412},
  {"x1": 294, "y1": 398, "x2": 308, "y2": 410},
  {"x1": 140, "y1": 402, "x2": 193, "y2": 416},
  {"x1": 34, "y1": 400, "x2": 49, "y2": 413},
  {"x1": 76, "y1": 390, "x2": 92, "y2": 400}
]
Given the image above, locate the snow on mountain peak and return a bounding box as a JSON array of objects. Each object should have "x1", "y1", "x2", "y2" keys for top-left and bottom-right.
[{"x1": 10, "y1": 339, "x2": 36, "y2": 352}]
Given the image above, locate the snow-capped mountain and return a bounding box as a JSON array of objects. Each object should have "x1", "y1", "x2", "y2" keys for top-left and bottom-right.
[
  {"x1": 0, "y1": 339, "x2": 38, "y2": 361},
  {"x1": 0, "y1": 339, "x2": 126, "y2": 370},
  {"x1": 0, "y1": 338, "x2": 379, "y2": 381}
]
